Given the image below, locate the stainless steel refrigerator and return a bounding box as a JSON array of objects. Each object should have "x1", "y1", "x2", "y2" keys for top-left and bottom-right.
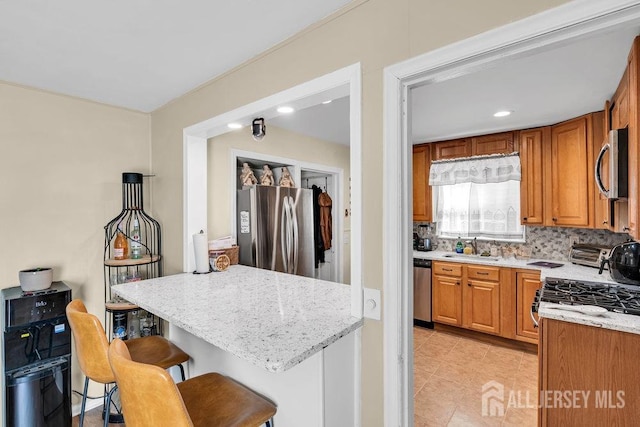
[{"x1": 237, "y1": 185, "x2": 314, "y2": 277}]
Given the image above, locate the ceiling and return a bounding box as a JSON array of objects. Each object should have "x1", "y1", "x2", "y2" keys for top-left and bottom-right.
[
  {"x1": 411, "y1": 25, "x2": 640, "y2": 143},
  {"x1": 270, "y1": 95, "x2": 350, "y2": 146},
  {"x1": 256, "y1": 23, "x2": 640, "y2": 148},
  {"x1": 4, "y1": 3, "x2": 640, "y2": 146},
  {"x1": 0, "y1": 0, "x2": 352, "y2": 112}
]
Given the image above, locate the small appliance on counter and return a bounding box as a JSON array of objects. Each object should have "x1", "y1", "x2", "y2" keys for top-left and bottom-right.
[
  {"x1": 415, "y1": 224, "x2": 435, "y2": 252},
  {"x1": 569, "y1": 243, "x2": 612, "y2": 269},
  {"x1": 599, "y1": 240, "x2": 640, "y2": 285}
]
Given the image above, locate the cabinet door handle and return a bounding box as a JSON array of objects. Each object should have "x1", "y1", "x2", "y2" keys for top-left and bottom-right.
[
  {"x1": 467, "y1": 281, "x2": 471, "y2": 287},
  {"x1": 623, "y1": 227, "x2": 631, "y2": 232},
  {"x1": 477, "y1": 272, "x2": 489, "y2": 276},
  {"x1": 603, "y1": 220, "x2": 608, "y2": 225},
  {"x1": 443, "y1": 268, "x2": 453, "y2": 272},
  {"x1": 552, "y1": 217, "x2": 558, "y2": 222},
  {"x1": 522, "y1": 217, "x2": 528, "y2": 222},
  {"x1": 456, "y1": 281, "x2": 460, "y2": 286}
]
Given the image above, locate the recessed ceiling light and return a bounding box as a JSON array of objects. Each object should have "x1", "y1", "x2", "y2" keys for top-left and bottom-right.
[
  {"x1": 322, "y1": 100, "x2": 332, "y2": 104},
  {"x1": 493, "y1": 110, "x2": 512, "y2": 117},
  {"x1": 227, "y1": 123, "x2": 243, "y2": 129},
  {"x1": 277, "y1": 106, "x2": 295, "y2": 114}
]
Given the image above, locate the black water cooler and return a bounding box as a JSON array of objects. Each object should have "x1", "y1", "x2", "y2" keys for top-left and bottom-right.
[{"x1": 1, "y1": 282, "x2": 72, "y2": 427}]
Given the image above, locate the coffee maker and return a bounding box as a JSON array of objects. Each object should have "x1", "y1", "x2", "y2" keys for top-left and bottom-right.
[{"x1": 415, "y1": 225, "x2": 434, "y2": 251}]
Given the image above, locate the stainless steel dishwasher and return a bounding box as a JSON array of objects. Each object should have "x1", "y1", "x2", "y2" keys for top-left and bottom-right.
[{"x1": 413, "y1": 258, "x2": 433, "y2": 328}]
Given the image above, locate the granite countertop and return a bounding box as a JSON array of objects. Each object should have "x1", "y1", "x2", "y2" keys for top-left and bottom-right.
[
  {"x1": 538, "y1": 302, "x2": 640, "y2": 335},
  {"x1": 413, "y1": 249, "x2": 618, "y2": 283},
  {"x1": 111, "y1": 265, "x2": 363, "y2": 373}
]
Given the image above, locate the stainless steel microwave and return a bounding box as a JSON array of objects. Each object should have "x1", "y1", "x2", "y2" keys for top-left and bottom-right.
[{"x1": 595, "y1": 128, "x2": 628, "y2": 200}]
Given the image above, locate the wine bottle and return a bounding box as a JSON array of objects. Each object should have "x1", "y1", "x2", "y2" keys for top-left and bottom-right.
[
  {"x1": 114, "y1": 222, "x2": 128, "y2": 260},
  {"x1": 130, "y1": 215, "x2": 142, "y2": 259}
]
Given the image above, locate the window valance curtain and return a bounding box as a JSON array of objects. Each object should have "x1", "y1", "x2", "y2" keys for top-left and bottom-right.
[{"x1": 429, "y1": 153, "x2": 521, "y2": 186}]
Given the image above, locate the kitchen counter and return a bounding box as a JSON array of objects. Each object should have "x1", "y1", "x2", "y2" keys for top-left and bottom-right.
[
  {"x1": 538, "y1": 302, "x2": 640, "y2": 335},
  {"x1": 111, "y1": 264, "x2": 362, "y2": 372},
  {"x1": 112, "y1": 264, "x2": 362, "y2": 426},
  {"x1": 413, "y1": 249, "x2": 618, "y2": 283},
  {"x1": 413, "y1": 250, "x2": 640, "y2": 335}
]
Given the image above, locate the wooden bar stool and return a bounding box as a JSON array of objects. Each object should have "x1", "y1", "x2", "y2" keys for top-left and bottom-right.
[
  {"x1": 66, "y1": 299, "x2": 190, "y2": 427},
  {"x1": 108, "y1": 338, "x2": 277, "y2": 427}
]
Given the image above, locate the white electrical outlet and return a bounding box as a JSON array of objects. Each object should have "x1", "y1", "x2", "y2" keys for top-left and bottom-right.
[{"x1": 569, "y1": 235, "x2": 579, "y2": 246}]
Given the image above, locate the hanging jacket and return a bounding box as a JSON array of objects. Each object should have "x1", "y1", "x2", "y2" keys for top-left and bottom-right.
[
  {"x1": 319, "y1": 191, "x2": 332, "y2": 251},
  {"x1": 311, "y1": 185, "x2": 324, "y2": 267}
]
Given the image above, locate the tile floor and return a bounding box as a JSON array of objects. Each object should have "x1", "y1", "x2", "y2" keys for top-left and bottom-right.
[{"x1": 414, "y1": 327, "x2": 538, "y2": 426}]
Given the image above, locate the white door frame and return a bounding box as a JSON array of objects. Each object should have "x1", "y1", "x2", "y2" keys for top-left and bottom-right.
[
  {"x1": 382, "y1": 1, "x2": 640, "y2": 425},
  {"x1": 183, "y1": 63, "x2": 362, "y2": 317}
]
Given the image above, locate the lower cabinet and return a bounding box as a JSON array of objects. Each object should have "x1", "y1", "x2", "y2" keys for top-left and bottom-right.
[
  {"x1": 432, "y1": 261, "x2": 502, "y2": 335},
  {"x1": 515, "y1": 270, "x2": 541, "y2": 343},
  {"x1": 539, "y1": 319, "x2": 640, "y2": 425}
]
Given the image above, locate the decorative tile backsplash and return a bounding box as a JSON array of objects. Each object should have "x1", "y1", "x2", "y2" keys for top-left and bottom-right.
[{"x1": 413, "y1": 222, "x2": 630, "y2": 261}]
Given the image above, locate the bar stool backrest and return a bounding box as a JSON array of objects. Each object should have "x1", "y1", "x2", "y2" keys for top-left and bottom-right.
[
  {"x1": 108, "y1": 338, "x2": 193, "y2": 427},
  {"x1": 66, "y1": 299, "x2": 114, "y2": 384}
]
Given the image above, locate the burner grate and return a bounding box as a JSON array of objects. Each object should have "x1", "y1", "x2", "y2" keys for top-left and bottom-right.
[{"x1": 540, "y1": 277, "x2": 640, "y2": 316}]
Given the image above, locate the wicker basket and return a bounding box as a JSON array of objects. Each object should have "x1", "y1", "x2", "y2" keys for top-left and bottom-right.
[{"x1": 209, "y1": 245, "x2": 239, "y2": 265}]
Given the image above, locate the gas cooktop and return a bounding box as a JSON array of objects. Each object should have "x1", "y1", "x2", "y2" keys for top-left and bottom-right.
[{"x1": 537, "y1": 277, "x2": 640, "y2": 316}]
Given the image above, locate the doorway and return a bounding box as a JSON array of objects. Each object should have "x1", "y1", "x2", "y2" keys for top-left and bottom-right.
[{"x1": 383, "y1": 1, "x2": 640, "y2": 425}]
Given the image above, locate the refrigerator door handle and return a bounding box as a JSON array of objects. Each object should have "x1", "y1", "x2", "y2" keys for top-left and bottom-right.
[
  {"x1": 281, "y1": 196, "x2": 289, "y2": 273},
  {"x1": 286, "y1": 196, "x2": 294, "y2": 273},
  {"x1": 291, "y1": 196, "x2": 299, "y2": 275}
]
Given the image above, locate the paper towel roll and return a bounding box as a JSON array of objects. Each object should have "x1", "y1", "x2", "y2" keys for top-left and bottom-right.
[{"x1": 193, "y1": 232, "x2": 210, "y2": 273}]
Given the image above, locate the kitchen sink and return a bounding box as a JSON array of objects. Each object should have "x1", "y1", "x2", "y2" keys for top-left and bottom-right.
[{"x1": 442, "y1": 253, "x2": 501, "y2": 262}]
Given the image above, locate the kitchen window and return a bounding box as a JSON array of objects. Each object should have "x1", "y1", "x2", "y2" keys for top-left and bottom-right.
[{"x1": 430, "y1": 153, "x2": 524, "y2": 242}]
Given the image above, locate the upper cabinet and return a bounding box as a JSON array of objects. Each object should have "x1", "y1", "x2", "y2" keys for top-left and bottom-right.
[
  {"x1": 546, "y1": 115, "x2": 594, "y2": 228},
  {"x1": 431, "y1": 138, "x2": 471, "y2": 160},
  {"x1": 413, "y1": 144, "x2": 432, "y2": 222},
  {"x1": 519, "y1": 113, "x2": 600, "y2": 229},
  {"x1": 519, "y1": 128, "x2": 547, "y2": 225},
  {"x1": 611, "y1": 66, "x2": 630, "y2": 129},
  {"x1": 471, "y1": 132, "x2": 516, "y2": 156},
  {"x1": 431, "y1": 133, "x2": 517, "y2": 160}
]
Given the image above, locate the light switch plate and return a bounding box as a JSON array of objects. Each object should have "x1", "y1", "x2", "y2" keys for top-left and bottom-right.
[{"x1": 363, "y1": 288, "x2": 381, "y2": 320}]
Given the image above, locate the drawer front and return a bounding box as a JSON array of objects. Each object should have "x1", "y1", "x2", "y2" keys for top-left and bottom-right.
[
  {"x1": 433, "y1": 262, "x2": 462, "y2": 277},
  {"x1": 467, "y1": 265, "x2": 500, "y2": 281}
]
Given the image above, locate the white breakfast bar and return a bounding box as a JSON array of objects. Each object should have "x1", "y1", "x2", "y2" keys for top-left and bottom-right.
[{"x1": 111, "y1": 265, "x2": 363, "y2": 427}]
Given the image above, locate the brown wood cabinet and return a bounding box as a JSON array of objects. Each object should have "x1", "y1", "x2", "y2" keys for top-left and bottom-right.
[
  {"x1": 611, "y1": 37, "x2": 640, "y2": 240},
  {"x1": 545, "y1": 115, "x2": 594, "y2": 228},
  {"x1": 412, "y1": 144, "x2": 432, "y2": 222},
  {"x1": 431, "y1": 138, "x2": 471, "y2": 160},
  {"x1": 612, "y1": 66, "x2": 630, "y2": 129},
  {"x1": 539, "y1": 319, "x2": 640, "y2": 426},
  {"x1": 519, "y1": 128, "x2": 547, "y2": 225},
  {"x1": 471, "y1": 131, "x2": 516, "y2": 156},
  {"x1": 432, "y1": 262, "x2": 463, "y2": 326},
  {"x1": 515, "y1": 270, "x2": 540, "y2": 343},
  {"x1": 465, "y1": 265, "x2": 500, "y2": 334},
  {"x1": 432, "y1": 261, "x2": 502, "y2": 335}
]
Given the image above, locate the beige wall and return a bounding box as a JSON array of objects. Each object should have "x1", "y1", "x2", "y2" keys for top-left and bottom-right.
[
  {"x1": 150, "y1": 0, "x2": 570, "y2": 424},
  {"x1": 207, "y1": 125, "x2": 351, "y2": 281},
  {"x1": 0, "y1": 82, "x2": 151, "y2": 408}
]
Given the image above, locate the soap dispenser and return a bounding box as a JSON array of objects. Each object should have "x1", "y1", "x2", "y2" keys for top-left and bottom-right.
[{"x1": 455, "y1": 237, "x2": 464, "y2": 254}]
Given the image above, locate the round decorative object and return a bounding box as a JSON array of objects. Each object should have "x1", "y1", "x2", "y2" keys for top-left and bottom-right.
[
  {"x1": 211, "y1": 254, "x2": 230, "y2": 272},
  {"x1": 19, "y1": 267, "x2": 53, "y2": 292}
]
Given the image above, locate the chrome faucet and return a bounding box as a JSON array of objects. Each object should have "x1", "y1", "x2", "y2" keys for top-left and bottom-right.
[{"x1": 465, "y1": 238, "x2": 477, "y2": 255}]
